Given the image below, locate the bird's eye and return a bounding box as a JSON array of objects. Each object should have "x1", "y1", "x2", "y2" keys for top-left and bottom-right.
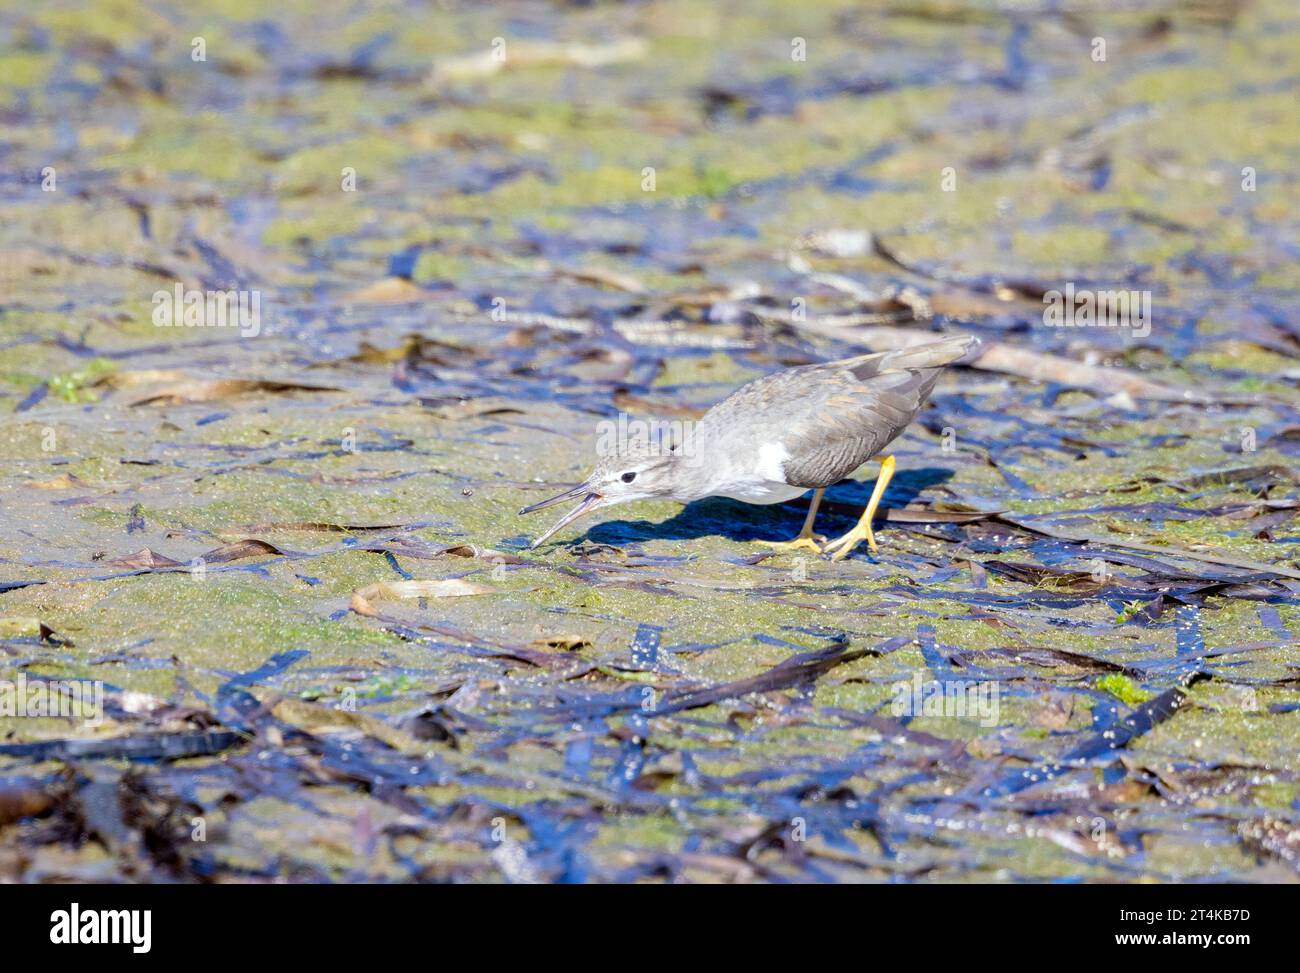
[{"x1": 621, "y1": 471, "x2": 637, "y2": 483}]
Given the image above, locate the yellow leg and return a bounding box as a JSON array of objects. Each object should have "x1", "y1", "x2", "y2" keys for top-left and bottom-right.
[
  {"x1": 824, "y1": 456, "x2": 896, "y2": 560},
  {"x1": 759, "y1": 488, "x2": 825, "y2": 554}
]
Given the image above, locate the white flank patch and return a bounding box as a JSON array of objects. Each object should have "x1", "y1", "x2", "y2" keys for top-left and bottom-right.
[
  {"x1": 755, "y1": 442, "x2": 790, "y2": 481},
  {"x1": 707, "y1": 441, "x2": 804, "y2": 504}
]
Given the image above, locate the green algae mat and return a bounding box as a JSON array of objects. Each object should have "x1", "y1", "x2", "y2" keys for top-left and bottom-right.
[{"x1": 1, "y1": 0, "x2": 1299, "y2": 882}]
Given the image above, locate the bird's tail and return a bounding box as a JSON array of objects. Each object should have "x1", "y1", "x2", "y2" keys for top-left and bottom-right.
[
  {"x1": 874, "y1": 334, "x2": 980, "y2": 370},
  {"x1": 834, "y1": 334, "x2": 980, "y2": 378}
]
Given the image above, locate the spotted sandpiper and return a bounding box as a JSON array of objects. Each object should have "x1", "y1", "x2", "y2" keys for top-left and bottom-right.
[{"x1": 520, "y1": 334, "x2": 977, "y2": 559}]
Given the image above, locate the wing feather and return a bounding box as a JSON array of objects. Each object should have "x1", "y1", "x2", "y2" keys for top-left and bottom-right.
[{"x1": 697, "y1": 336, "x2": 975, "y2": 490}]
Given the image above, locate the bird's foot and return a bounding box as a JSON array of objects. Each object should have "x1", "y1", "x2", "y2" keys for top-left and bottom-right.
[
  {"x1": 823, "y1": 525, "x2": 878, "y2": 561},
  {"x1": 758, "y1": 534, "x2": 826, "y2": 555}
]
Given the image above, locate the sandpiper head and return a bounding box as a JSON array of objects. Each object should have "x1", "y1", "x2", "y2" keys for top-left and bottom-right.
[{"x1": 519, "y1": 441, "x2": 681, "y2": 548}]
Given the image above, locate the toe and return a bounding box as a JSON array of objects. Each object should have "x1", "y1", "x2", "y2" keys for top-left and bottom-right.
[
  {"x1": 826, "y1": 531, "x2": 863, "y2": 560},
  {"x1": 759, "y1": 537, "x2": 823, "y2": 554}
]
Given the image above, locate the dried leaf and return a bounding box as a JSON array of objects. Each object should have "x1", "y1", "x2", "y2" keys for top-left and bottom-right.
[
  {"x1": 554, "y1": 265, "x2": 647, "y2": 294},
  {"x1": 234, "y1": 521, "x2": 409, "y2": 534},
  {"x1": 430, "y1": 38, "x2": 646, "y2": 83},
  {"x1": 531, "y1": 634, "x2": 591, "y2": 651},
  {"x1": 343, "y1": 277, "x2": 427, "y2": 304},
  {"x1": 129, "y1": 379, "x2": 342, "y2": 406},
  {"x1": 350, "y1": 578, "x2": 496, "y2": 616},
  {"x1": 201, "y1": 539, "x2": 291, "y2": 563},
  {"x1": 104, "y1": 549, "x2": 185, "y2": 570},
  {"x1": 31, "y1": 473, "x2": 82, "y2": 490},
  {"x1": 0, "y1": 787, "x2": 54, "y2": 827}
]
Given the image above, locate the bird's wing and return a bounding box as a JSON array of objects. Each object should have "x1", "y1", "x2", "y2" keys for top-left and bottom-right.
[{"x1": 720, "y1": 336, "x2": 976, "y2": 488}]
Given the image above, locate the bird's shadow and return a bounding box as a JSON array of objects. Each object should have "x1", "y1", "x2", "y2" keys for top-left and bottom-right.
[{"x1": 583, "y1": 466, "x2": 954, "y2": 546}]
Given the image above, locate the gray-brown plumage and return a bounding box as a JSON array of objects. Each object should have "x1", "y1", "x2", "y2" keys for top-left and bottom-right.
[
  {"x1": 699, "y1": 334, "x2": 974, "y2": 491},
  {"x1": 520, "y1": 334, "x2": 977, "y2": 556}
]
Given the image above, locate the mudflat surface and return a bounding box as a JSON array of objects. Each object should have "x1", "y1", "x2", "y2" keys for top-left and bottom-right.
[{"x1": 1, "y1": 0, "x2": 1298, "y2": 881}]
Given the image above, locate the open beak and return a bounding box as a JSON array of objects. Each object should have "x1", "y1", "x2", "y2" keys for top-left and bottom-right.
[{"x1": 518, "y1": 485, "x2": 605, "y2": 548}]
